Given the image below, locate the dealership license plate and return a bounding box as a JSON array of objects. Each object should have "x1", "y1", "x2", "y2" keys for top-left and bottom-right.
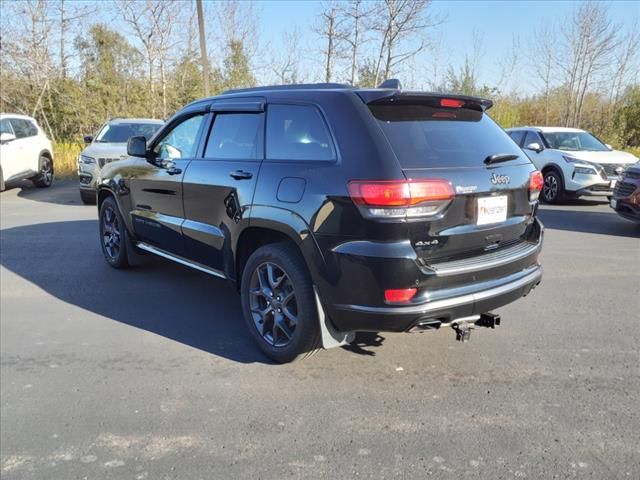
[
  {"x1": 477, "y1": 195, "x2": 508, "y2": 225},
  {"x1": 610, "y1": 198, "x2": 617, "y2": 209}
]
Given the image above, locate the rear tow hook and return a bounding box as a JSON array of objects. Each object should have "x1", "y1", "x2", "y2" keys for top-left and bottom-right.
[{"x1": 448, "y1": 313, "x2": 502, "y2": 343}]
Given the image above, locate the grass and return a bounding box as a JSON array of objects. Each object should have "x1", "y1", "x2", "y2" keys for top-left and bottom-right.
[{"x1": 53, "y1": 142, "x2": 82, "y2": 179}]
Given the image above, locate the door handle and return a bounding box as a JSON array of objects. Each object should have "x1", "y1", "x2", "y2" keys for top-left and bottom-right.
[
  {"x1": 229, "y1": 170, "x2": 253, "y2": 180},
  {"x1": 166, "y1": 166, "x2": 182, "y2": 175}
]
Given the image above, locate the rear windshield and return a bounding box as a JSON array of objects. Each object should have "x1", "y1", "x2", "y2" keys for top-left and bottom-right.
[
  {"x1": 369, "y1": 103, "x2": 522, "y2": 168},
  {"x1": 96, "y1": 122, "x2": 162, "y2": 143}
]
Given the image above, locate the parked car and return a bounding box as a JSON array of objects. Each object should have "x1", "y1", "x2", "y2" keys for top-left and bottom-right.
[
  {"x1": 78, "y1": 118, "x2": 163, "y2": 204},
  {"x1": 610, "y1": 162, "x2": 640, "y2": 222},
  {"x1": 506, "y1": 126, "x2": 639, "y2": 203},
  {"x1": 0, "y1": 113, "x2": 54, "y2": 191},
  {"x1": 96, "y1": 81, "x2": 544, "y2": 362}
]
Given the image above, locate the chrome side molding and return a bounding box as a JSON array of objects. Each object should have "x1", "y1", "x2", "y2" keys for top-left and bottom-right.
[{"x1": 136, "y1": 242, "x2": 226, "y2": 279}]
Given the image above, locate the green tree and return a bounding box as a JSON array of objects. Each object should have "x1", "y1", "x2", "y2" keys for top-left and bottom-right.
[
  {"x1": 222, "y1": 40, "x2": 255, "y2": 90},
  {"x1": 616, "y1": 86, "x2": 640, "y2": 147}
]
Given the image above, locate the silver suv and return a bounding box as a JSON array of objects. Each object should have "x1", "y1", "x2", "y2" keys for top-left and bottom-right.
[{"x1": 78, "y1": 118, "x2": 163, "y2": 204}]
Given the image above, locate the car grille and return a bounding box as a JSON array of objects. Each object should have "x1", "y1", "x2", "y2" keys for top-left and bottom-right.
[
  {"x1": 599, "y1": 169, "x2": 608, "y2": 181},
  {"x1": 601, "y1": 163, "x2": 625, "y2": 177},
  {"x1": 614, "y1": 181, "x2": 637, "y2": 198},
  {"x1": 98, "y1": 158, "x2": 119, "y2": 168},
  {"x1": 589, "y1": 184, "x2": 612, "y2": 192}
]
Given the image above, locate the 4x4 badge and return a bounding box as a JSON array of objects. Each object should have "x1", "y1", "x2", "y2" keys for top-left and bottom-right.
[{"x1": 490, "y1": 173, "x2": 510, "y2": 185}]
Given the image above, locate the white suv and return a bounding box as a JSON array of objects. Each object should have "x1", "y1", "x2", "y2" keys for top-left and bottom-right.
[
  {"x1": 0, "y1": 113, "x2": 54, "y2": 191},
  {"x1": 506, "y1": 126, "x2": 638, "y2": 203}
]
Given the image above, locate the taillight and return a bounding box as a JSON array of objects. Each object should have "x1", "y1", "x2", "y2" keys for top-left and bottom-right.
[
  {"x1": 384, "y1": 288, "x2": 417, "y2": 304},
  {"x1": 348, "y1": 179, "x2": 454, "y2": 218},
  {"x1": 529, "y1": 170, "x2": 543, "y2": 201}
]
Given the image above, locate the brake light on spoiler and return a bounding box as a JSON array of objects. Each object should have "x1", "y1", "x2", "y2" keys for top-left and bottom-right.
[{"x1": 348, "y1": 179, "x2": 454, "y2": 218}]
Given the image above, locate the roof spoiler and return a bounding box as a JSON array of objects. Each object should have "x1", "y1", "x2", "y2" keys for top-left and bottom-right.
[{"x1": 359, "y1": 91, "x2": 493, "y2": 111}]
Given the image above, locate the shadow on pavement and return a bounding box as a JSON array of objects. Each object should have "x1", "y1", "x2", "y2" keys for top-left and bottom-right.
[
  {"x1": 342, "y1": 332, "x2": 386, "y2": 356},
  {"x1": 537, "y1": 208, "x2": 640, "y2": 238},
  {"x1": 9, "y1": 180, "x2": 84, "y2": 206},
  {"x1": 0, "y1": 220, "x2": 274, "y2": 364}
]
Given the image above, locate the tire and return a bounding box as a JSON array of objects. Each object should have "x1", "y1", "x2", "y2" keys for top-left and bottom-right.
[
  {"x1": 99, "y1": 196, "x2": 130, "y2": 269},
  {"x1": 80, "y1": 189, "x2": 97, "y2": 205},
  {"x1": 32, "y1": 155, "x2": 53, "y2": 188},
  {"x1": 541, "y1": 170, "x2": 564, "y2": 204},
  {"x1": 240, "y1": 242, "x2": 321, "y2": 363},
  {"x1": 0, "y1": 166, "x2": 4, "y2": 192}
]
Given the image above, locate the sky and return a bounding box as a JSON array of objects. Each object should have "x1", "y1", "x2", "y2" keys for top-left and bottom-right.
[{"x1": 253, "y1": 0, "x2": 639, "y2": 92}]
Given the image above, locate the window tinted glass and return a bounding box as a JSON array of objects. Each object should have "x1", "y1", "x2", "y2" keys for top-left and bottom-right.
[
  {"x1": 10, "y1": 119, "x2": 37, "y2": 138},
  {"x1": 154, "y1": 114, "x2": 205, "y2": 160},
  {"x1": 370, "y1": 104, "x2": 522, "y2": 168},
  {"x1": 96, "y1": 122, "x2": 162, "y2": 143},
  {"x1": 541, "y1": 131, "x2": 608, "y2": 152},
  {"x1": 0, "y1": 119, "x2": 14, "y2": 135},
  {"x1": 266, "y1": 105, "x2": 336, "y2": 161},
  {"x1": 508, "y1": 130, "x2": 525, "y2": 146},
  {"x1": 204, "y1": 113, "x2": 260, "y2": 160}
]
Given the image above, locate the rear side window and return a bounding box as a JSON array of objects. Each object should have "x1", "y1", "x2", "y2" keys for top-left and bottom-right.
[
  {"x1": 369, "y1": 103, "x2": 523, "y2": 168},
  {"x1": 0, "y1": 119, "x2": 14, "y2": 135},
  {"x1": 508, "y1": 130, "x2": 525, "y2": 146},
  {"x1": 266, "y1": 104, "x2": 336, "y2": 161},
  {"x1": 10, "y1": 119, "x2": 37, "y2": 138},
  {"x1": 204, "y1": 113, "x2": 261, "y2": 160}
]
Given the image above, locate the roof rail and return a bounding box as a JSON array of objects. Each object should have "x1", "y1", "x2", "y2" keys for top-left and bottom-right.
[
  {"x1": 221, "y1": 83, "x2": 353, "y2": 95},
  {"x1": 377, "y1": 79, "x2": 402, "y2": 90}
]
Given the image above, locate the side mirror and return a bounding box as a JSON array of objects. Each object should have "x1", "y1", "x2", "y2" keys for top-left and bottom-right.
[
  {"x1": 525, "y1": 142, "x2": 543, "y2": 153},
  {"x1": 605, "y1": 144, "x2": 613, "y2": 151},
  {"x1": 0, "y1": 132, "x2": 16, "y2": 143},
  {"x1": 83, "y1": 135, "x2": 93, "y2": 144},
  {"x1": 127, "y1": 135, "x2": 148, "y2": 158}
]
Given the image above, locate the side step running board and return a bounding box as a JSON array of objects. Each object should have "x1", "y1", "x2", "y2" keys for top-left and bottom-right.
[{"x1": 136, "y1": 242, "x2": 226, "y2": 279}]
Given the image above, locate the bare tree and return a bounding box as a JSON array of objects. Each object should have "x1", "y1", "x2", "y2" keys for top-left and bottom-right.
[
  {"x1": 56, "y1": 0, "x2": 94, "y2": 78},
  {"x1": 270, "y1": 28, "x2": 304, "y2": 84},
  {"x1": 372, "y1": 0, "x2": 443, "y2": 85},
  {"x1": 557, "y1": 2, "x2": 619, "y2": 126},
  {"x1": 530, "y1": 26, "x2": 557, "y2": 125},
  {"x1": 340, "y1": 0, "x2": 371, "y2": 85},
  {"x1": 315, "y1": 2, "x2": 347, "y2": 83},
  {"x1": 117, "y1": 0, "x2": 180, "y2": 118}
]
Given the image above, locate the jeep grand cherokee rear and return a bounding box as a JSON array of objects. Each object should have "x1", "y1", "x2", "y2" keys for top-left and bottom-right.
[{"x1": 97, "y1": 81, "x2": 543, "y2": 363}]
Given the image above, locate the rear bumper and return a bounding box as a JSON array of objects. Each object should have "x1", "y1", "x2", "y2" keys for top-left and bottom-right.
[{"x1": 331, "y1": 264, "x2": 542, "y2": 332}]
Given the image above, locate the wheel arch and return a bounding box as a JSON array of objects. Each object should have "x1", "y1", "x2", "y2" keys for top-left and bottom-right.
[
  {"x1": 233, "y1": 209, "x2": 325, "y2": 291},
  {"x1": 38, "y1": 149, "x2": 53, "y2": 172},
  {"x1": 541, "y1": 163, "x2": 566, "y2": 185}
]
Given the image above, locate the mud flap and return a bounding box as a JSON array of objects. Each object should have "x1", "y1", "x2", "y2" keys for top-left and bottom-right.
[
  {"x1": 125, "y1": 230, "x2": 146, "y2": 266},
  {"x1": 313, "y1": 286, "x2": 355, "y2": 349}
]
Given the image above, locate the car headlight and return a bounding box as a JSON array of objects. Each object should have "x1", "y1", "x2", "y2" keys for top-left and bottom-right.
[
  {"x1": 79, "y1": 154, "x2": 96, "y2": 164},
  {"x1": 574, "y1": 166, "x2": 597, "y2": 175}
]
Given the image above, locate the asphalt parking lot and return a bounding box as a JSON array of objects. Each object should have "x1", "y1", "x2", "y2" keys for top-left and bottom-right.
[{"x1": 1, "y1": 180, "x2": 639, "y2": 479}]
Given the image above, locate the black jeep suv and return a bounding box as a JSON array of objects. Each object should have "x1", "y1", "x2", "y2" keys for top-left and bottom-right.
[{"x1": 97, "y1": 81, "x2": 544, "y2": 362}]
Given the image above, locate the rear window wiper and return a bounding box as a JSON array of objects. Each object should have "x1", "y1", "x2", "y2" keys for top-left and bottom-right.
[{"x1": 484, "y1": 153, "x2": 519, "y2": 165}]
